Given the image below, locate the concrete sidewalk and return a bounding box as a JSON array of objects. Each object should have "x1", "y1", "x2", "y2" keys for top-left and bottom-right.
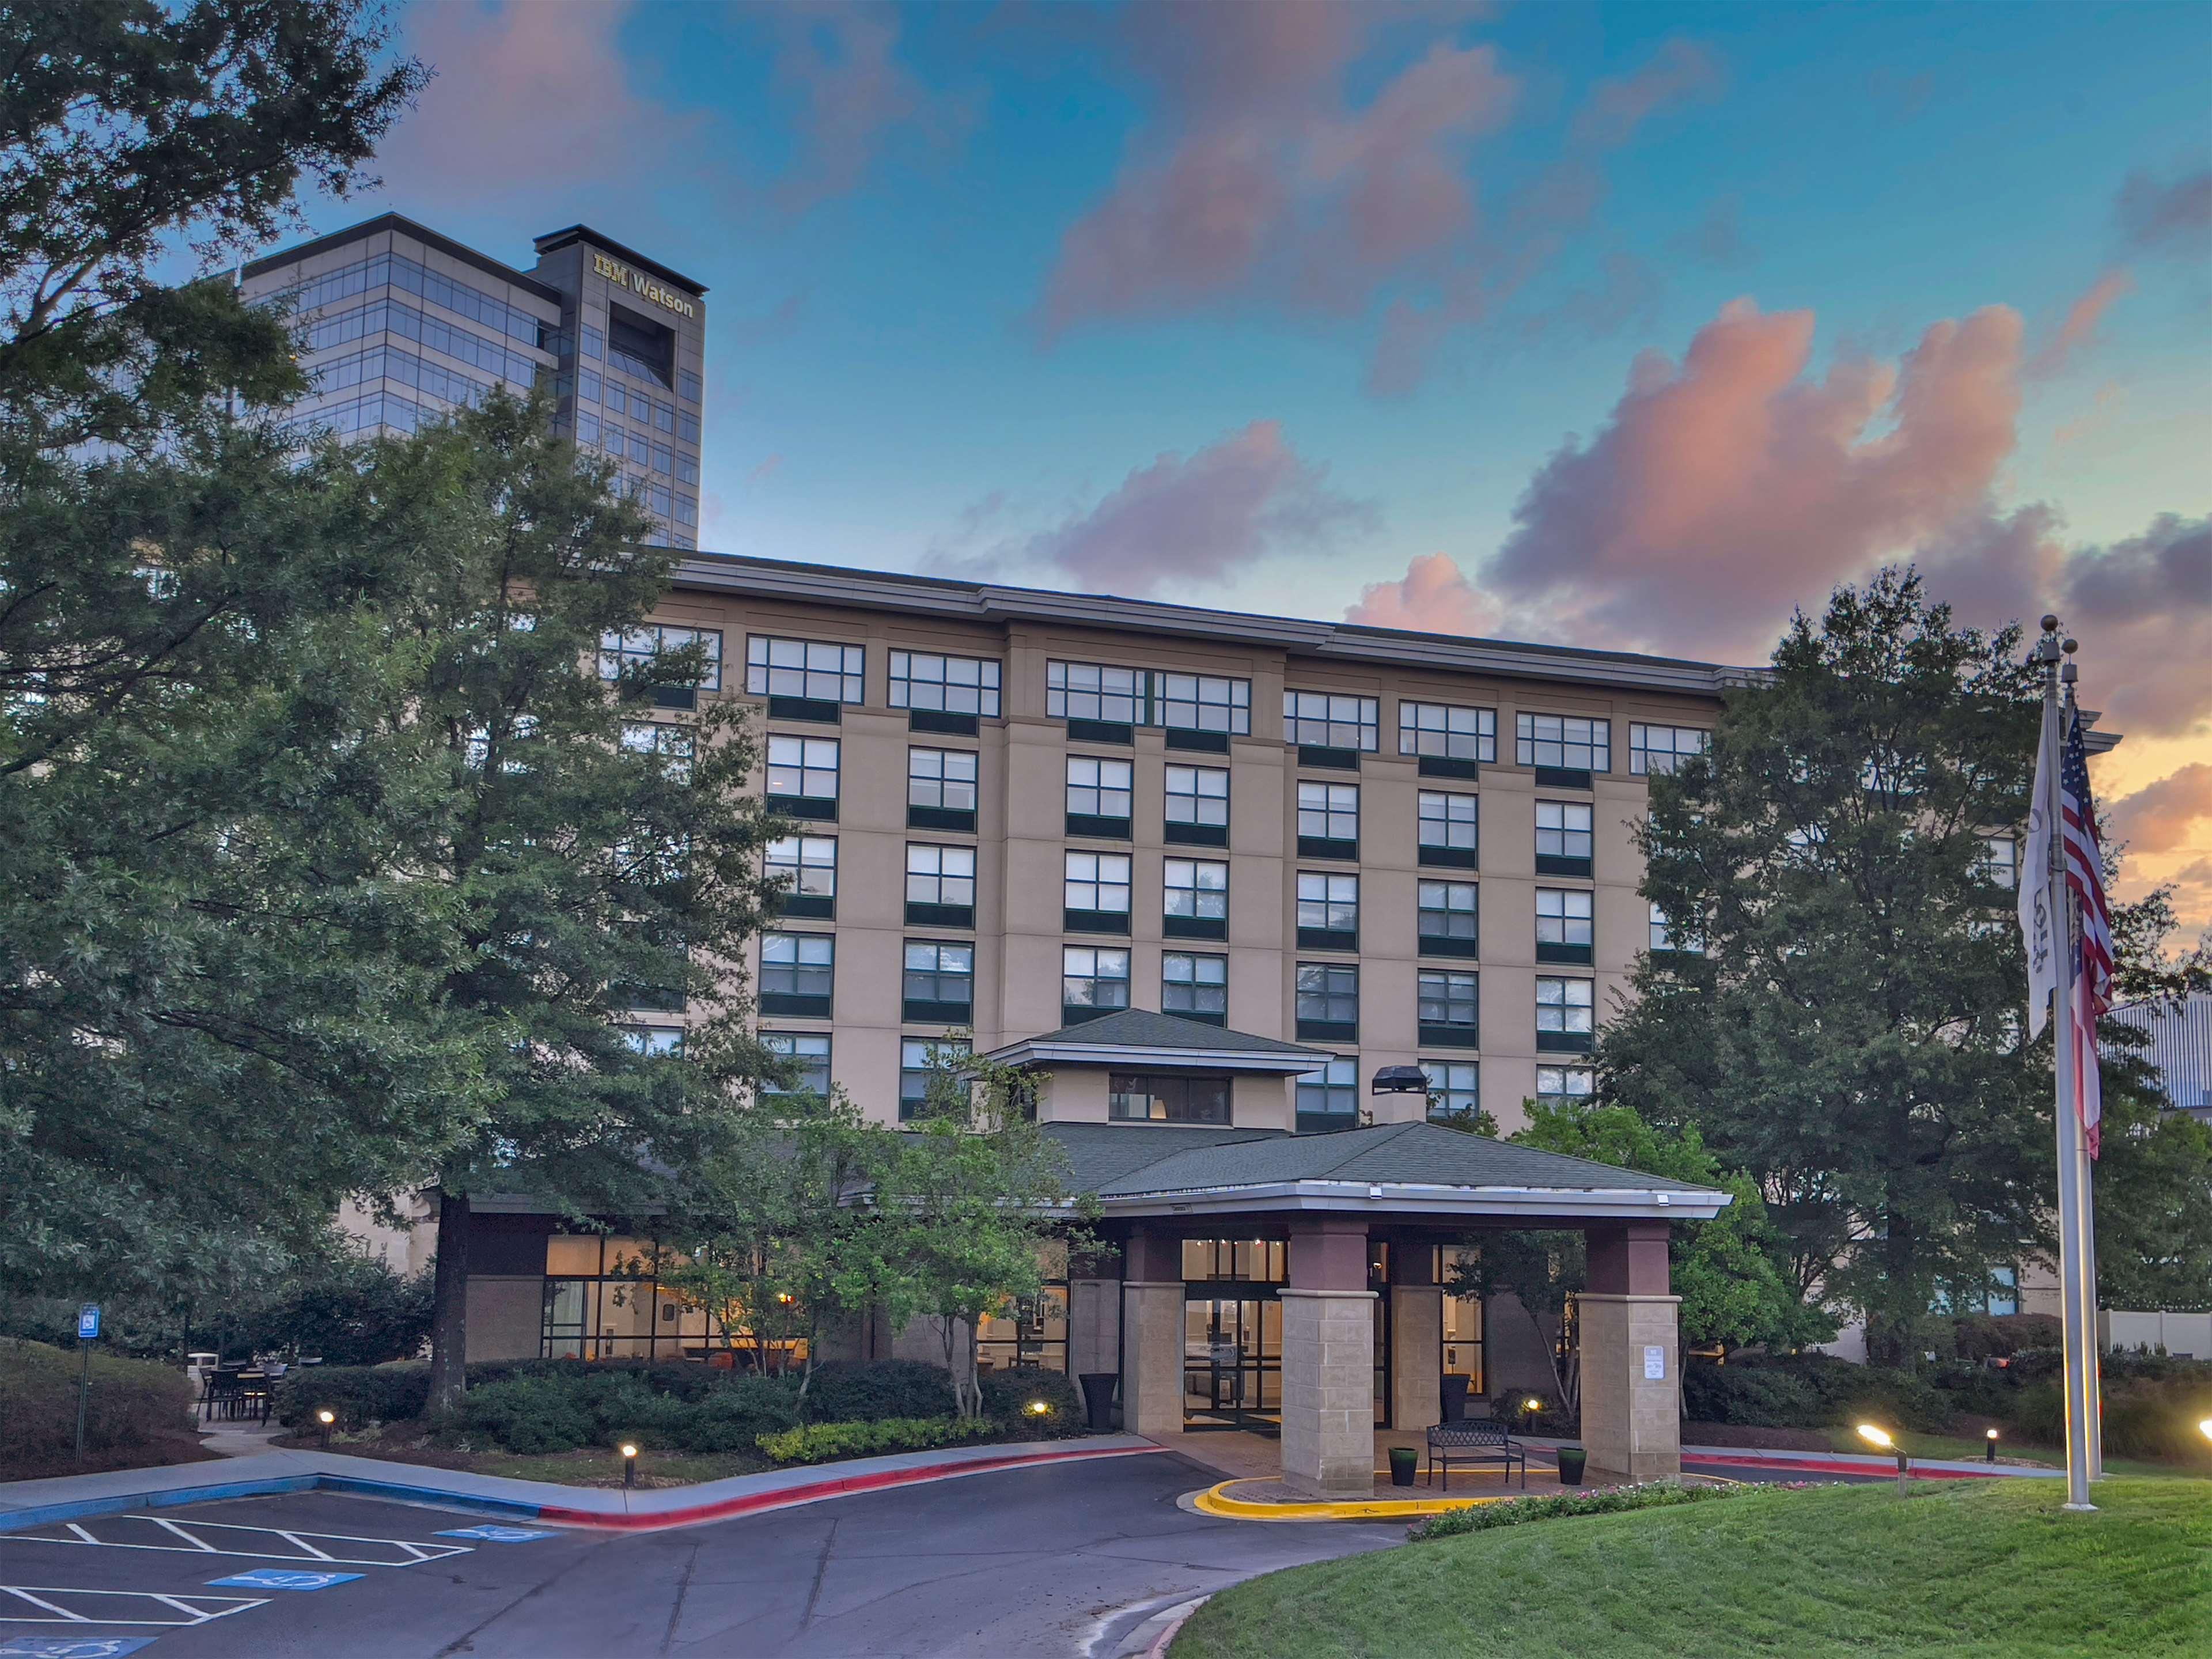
[{"x1": 0, "y1": 1435, "x2": 1166, "y2": 1535}]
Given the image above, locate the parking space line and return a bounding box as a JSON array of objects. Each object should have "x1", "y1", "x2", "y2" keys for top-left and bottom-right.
[
  {"x1": 0, "y1": 1586, "x2": 267, "y2": 1626},
  {"x1": 5, "y1": 1517, "x2": 471, "y2": 1568}
]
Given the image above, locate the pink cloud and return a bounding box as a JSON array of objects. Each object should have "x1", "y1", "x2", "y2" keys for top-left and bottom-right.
[
  {"x1": 2116, "y1": 164, "x2": 2212, "y2": 257},
  {"x1": 1569, "y1": 39, "x2": 1725, "y2": 150},
  {"x1": 1025, "y1": 421, "x2": 1377, "y2": 596},
  {"x1": 2162, "y1": 858, "x2": 2212, "y2": 938},
  {"x1": 1346, "y1": 551, "x2": 1501, "y2": 635},
  {"x1": 2028, "y1": 268, "x2": 2132, "y2": 378},
  {"x1": 2109, "y1": 764, "x2": 2212, "y2": 857}
]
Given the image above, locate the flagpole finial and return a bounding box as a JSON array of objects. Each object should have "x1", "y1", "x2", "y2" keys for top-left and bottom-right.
[
  {"x1": 2062, "y1": 637, "x2": 2077, "y2": 656},
  {"x1": 2041, "y1": 613, "x2": 2060, "y2": 633}
]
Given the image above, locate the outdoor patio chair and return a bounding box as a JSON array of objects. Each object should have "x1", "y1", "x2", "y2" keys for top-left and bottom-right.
[
  {"x1": 1426, "y1": 1419, "x2": 1527, "y2": 1491},
  {"x1": 237, "y1": 1370, "x2": 274, "y2": 1423},
  {"x1": 200, "y1": 1368, "x2": 245, "y2": 1422}
]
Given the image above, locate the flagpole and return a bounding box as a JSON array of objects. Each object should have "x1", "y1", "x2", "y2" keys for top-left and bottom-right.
[
  {"x1": 2037, "y1": 618, "x2": 2095, "y2": 1511},
  {"x1": 2061, "y1": 650, "x2": 2104, "y2": 1483}
]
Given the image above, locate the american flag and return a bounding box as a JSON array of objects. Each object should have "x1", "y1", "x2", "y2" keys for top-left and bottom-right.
[{"x1": 2061, "y1": 707, "x2": 2112, "y2": 1157}]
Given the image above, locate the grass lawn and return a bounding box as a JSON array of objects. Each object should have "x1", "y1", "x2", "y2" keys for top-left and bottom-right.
[
  {"x1": 1812, "y1": 1426, "x2": 2204, "y2": 1480},
  {"x1": 1171, "y1": 1478, "x2": 2209, "y2": 1658}
]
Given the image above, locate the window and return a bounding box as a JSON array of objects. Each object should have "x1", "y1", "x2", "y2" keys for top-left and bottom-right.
[
  {"x1": 906, "y1": 844, "x2": 975, "y2": 908},
  {"x1": 902, "y1": 941, "x2": 974, "y2": 1016},
  {"x1": 1418, "y1": 969, "x2": 1478, "y2": 1045},
  {"x1": 1065, "y1": 851, "x2": 1132, "y2": 917},
  {"x1": 1536, "y1": 1066, "x2": 1594, "y2": 1101},
  {"x1": 766, "y1": 735, "x2": 839, "y2": 805},
  {"x1": 1297, "y1": 781, "x2": 1358, "y2": 848},
  {"x1": 680, "y1": 368, "x2": 703, "y2": 404},
  {"x1": 908, "y1": 747, "x2": 978, "y2": 811},
  {"x1": 1164, "y1": 764, "x2": 1229, "y2": 830},
  {"x1": 1066, "y1": 756, "x2": 1132, "y2": 821},
  {"x1": 622, "y1": 1026, "x2": 683, "y2": 1057},
  {"x1": 1517, "y1": 713, "x2": 1610, "y2": 774},
  {"x1": 1164, "y1": 858, "x2": 1228, "y2": 927},
  {"x1": 620, "y1": 721, "x2": 694, "y2": 782},
  {"x1": 652, "y1": 442, "x2": 673, "y2": 476},
  {"x1": 1418, "y1": 880, "x2": 1478, "y2": 953},
  {"x1": 1110, "y1": 1073, "x2": 1230, "y2": 1124},
  {"x1": 760, "y1": 933, "x2": 834, "y2": 1014},
  {"x1": 1536, "y1": 976, "x2": 1594, "y2": 1049},
  {"x1": 746, "y1": 636, "x2": 864, "y2": 704},
  {"x1": 763, "y1": 1032, "x2": 831, "y2": 1096},
  {"x1": 1063, "y1": 946, "x2": 1130, "y2": 1017},
  {"x1": 1162, "y1": 952, "x2": 1228, "y2": 1022},
  {"x1": 1296, "y1": 1057, "x2": 1357, "y2": 1130},
  {"x1": 1284, "y1": 690, "x2": 1378, "y2": 750},
  {"x1": 1157, "y1": 673, "x2": 1251, "y2": 734},
  {"x1": 1423, "y1": 1060, "x2": 1480, "y2": 1121},
  {"x1": 677, "y1": 410, "x2": 700, "y2": 444},
  {"x1": 1047, "y1": 661, "x2": 1143, "y2": 725},
  {"x1": 899, "y1": 1036, "x2": 969, "y2": 1121},
  {"x1": 1629, "y1": 724, "x2": 1708, "y2": 777},
  {"x1": 766, "y1": 835, "x2": 835, "y2": 915},
  {"x1": 1399, "y1": 702, "x2": 1496, "y2": 763},
  {"x1": 599, "y1": 624, "x2": 722, "y2": 706},
  {"x1": 1296, "y1": 872, "x2": 1358, "y2": 941},
  {"x1": 889, "y1": 650, "x2": 1002, "y2": 717},
  {"x1": 1296, "y1": 963, "x2": 1359, "y2": 1037},
  {"x1": 1536, "y1": 888, "x2": 1594, "y2": 949},
  {"x1": 581, "y1": 323, "x2": 605, "y2": 360},
  {"x1": 1976, "y1": 834, "x2": 2018, "y2": 891},
  {"x1": 1418, "y1": 790, "x2": 1479, "y2": 865},
  {"x1": 1536, "y1": 800, "x2": 1593, "y2": 872},
  {"x1": 1649, "y1": 900, "x2": 1702, "y2": 954}
]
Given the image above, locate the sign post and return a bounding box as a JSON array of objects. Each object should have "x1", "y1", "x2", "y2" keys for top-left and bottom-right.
[{"x1": 74, "y1": 1302, "x2": 101, "y2": 1461}]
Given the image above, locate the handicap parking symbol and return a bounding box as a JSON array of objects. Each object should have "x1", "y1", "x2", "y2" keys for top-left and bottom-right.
[
  {"x1": 434, "y1": 1525, "x2": 555, "y2": 1543},
  {"x1": 206, "y1": 1568, "x2": 365, "y2": 1592},
  {"x1": 0, "y1": 1639, "x2": 160, "y2": 1658}
]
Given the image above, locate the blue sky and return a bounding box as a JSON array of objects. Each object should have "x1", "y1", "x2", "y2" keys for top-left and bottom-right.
[{"x1": 282, "y1": 0, "x2": 2212, "y2": 923}]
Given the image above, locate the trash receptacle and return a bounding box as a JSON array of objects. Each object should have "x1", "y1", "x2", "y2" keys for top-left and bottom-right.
[{"x1": 1080, "y1": 1372, "x2": 1118, "y2": 1433}]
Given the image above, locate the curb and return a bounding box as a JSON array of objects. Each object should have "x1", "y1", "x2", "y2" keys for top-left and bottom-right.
[
  {"x1": 1141, "y1": 1596, "x2": 1208, "y2": 1658},
  {"x1": 1190, "y1": 1478, "x2": 1505, "y2": 1523},
  {"x1": 0, "y1": 1440, "x2": 1165, "y2": 1536},
  {"x1": 1682, "y1": 1446, "x2": 2060, "y2": 1480}
]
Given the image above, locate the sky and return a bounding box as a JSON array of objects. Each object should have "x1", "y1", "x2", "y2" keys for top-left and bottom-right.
[{"x1": 281, "y1": 0, "x2": 2210, "y2": 937}]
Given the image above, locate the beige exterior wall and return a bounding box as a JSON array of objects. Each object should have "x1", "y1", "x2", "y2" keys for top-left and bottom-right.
[{"x1": 636, "y1": 580, "x2": 1722, "y2": 1134}]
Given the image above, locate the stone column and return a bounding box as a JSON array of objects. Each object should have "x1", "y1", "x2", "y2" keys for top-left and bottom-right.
[
  {"x1": 1280, "y1": 1217, "x2": 1374, "y2": 1499},
  {"x1": 1578, "y1": 1221, "x2": 1681, "y2": 1483},
  {"x1": 1119, "y1": 1229, "x2": 1184, "y2": 1438},
  {"x1": 1388, "y1": 1240, "x2": 1442, "y2": 1431}
]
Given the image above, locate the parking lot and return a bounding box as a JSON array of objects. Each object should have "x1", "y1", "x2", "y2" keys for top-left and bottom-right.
[{"x1": 0, "y1": 1454, "x2": 1403, "y2": 1658}]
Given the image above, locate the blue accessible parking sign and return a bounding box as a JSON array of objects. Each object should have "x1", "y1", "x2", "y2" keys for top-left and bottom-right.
[
  {"x1": 75, "y1": 1305, "x2": 99, "y2": 1341},
  {"x1": 206, "y1": 1569, "x2": 364, "y2": 1592}
]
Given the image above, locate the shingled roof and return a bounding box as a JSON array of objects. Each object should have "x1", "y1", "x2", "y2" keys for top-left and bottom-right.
[{"x1": 985, "y1": 1009, "x2": 1328, "y2": 1073}]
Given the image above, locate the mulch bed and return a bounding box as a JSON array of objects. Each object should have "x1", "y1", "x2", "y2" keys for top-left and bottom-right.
[{"x1": 1, "y1": 1431, "x2": 222, "y2": 1485}]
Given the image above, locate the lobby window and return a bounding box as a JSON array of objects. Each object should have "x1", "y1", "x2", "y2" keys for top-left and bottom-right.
[
  {"x1": 1157, "y1": 672, "x2": 1251, "y2": 736},
  {"x1": 1399, "y1": 701, "x2": 1495, "y2": 764},
  {"x1": 1110, "y1": 1073, "x2": 1230, "y2": 1125},
  {"x1": 1536, "y1": 976, "x2": 1594, "y2": 1051},
  {"x1": 1296, "y1": 781, "x2": 1358, "y2": 855},
  {"x1": 898, "y1": 1036, "x2": 969, "y2": 1122},
  {"x1": 905, "y1": 843, "x2": 975, "y2": 918},
  {"x1": 1066, "y1": 756, "x2": 1132, "y2": 830},
  {"x1": 762, "y1": 1032, "x2": 831, "y2": 1097},
  {"x1": 1536, "y1": 799, "x2": 1594, "y2": 875},
  {"x1": 907, "y1": 747, "x2": 979, "y2": 819},
  {"x1": 1516, "y1": 713, "x2": 1610, "y2": 776},
  {"x1": 766, "y1": 735, "x2": 839, "y2": 819},
  {"x1": 1422, "y1": 1060, "x2": 1480, "y2": 1122},
  {"x1": 1284, "y1": 690, "x2": 1378, "y2": 751},
  {"x1": 1649, "y1": 900, "x2": 1703, "y2": 955},
  {"x1": 889, "y1": 650, "x2": 1002, "y2": 718},
  {"x1": 1536, "y1": 1065, "x2": 1594, "y2": 1103},
  {"x1": 1976, "y1": 833, "x2": 2018, "y2": 891},
  {"x1": 1295, "y1": 963, "x2": 1359, "y2": 1041},
  {"x1": 1065, "y1": 851, "x2": 1132, "y2": 930},
  {"x1": 1535, "y1": 888, "x2": 1594, "y2": 964},
  {"x1": 1162, "y1": 952, "x2": 1228, "y2": 1022},
  {"x1": 1062, "y1": 946, "x2": 1131, "y2": 1020},
  {"x1": 1047, "y1": 660, "x2": 1143, "y2": 726},
  {"x1": 1296, "y1": 1057, "x2": 1358, "y2": 1131},
  {"x1": 1164, "y1": 858, "x2": 1229, "y2": 939},
  {"x1": 1418, "y1": 969, "x2": 1479, "y2": 1048},
  {"x1": 1165, "y1": 764, "x2": 1229, "y2": 844},
  {"x1": 620, "y1": 721, "x2": 694, "y2": 783},
  {"x1": 1629, "y1": 723, "x2": 1709, "y2": 777},
  {"x1": 759, "y1": 933, "x2": 834, "y2": 1017},
  {"x1": 765, "y1": 835, "x2": 836, "y2": 919},
  {"x1": 1417, "y1": 790, "x2": 1479, "y2": 868},
  {"x1": 599, "y1": 623, "x2": 721, "y2": 709},
  {"x1": 746, "y1": 636, "x2": 863, "y2": 706},
  {"x1": 1296, "y1": 872, "x2": 1358, "y2": 948},
  {"x1": 1417, "y1": 880, "x2": 1478, "y2": 956},
  {"x1": 902, "y1": 940, "x2": 974, "y2": 1021}
]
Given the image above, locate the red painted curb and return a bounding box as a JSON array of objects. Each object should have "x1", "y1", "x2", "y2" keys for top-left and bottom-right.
[
  {"x1": 1684, "y1": 1454, "x2": 2009, "y2": 1482},
  {"x1": 535, "y1": 1444, "x2": 1165, "y2": 1531}
]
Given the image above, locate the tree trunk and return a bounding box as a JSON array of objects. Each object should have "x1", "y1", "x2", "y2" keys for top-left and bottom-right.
[{"x1": 427, "y1": 1187, "x2": 471, "y2": 1415}]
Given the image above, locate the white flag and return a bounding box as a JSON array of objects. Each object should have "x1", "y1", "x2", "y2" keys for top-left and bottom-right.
[{"x1": 2018, "y1": 700, "x2": 2059, "y2": 1038}]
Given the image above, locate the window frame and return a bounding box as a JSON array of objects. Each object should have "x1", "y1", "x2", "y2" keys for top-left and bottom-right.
[
  {"x1": 1062, "y1": 944, "x2": 1132, "y2": 1019},
  {"x1": 1294, "y1": 961, "x2": 1359, "y2": 1040},
  {"x1": 1294, "y1": 1056, "x2": 1358, "y2": 1130},
  {"x1": 1161, "y1": 950, "x2": 1229, "y2": 1022},
  {"x1": 1109, "y1": 1071, "x2": 1231, "y2": 1124},
  {"x1": 1422, "y1": 1059, "x2": 1480, "y2": 1121},
  {"x1": 744, "y1": 635, "x2": 862, "y2": 704},
  {"x1": 889, "y1": 649, "x2": 1002, "y2": 718},
  {"x1": 1516, "y1": 712, "x2": 1611, "y2": 775},
  {"x1": 1399, "y1": 701, "x2": 1497, "y2": 763},
  {"x1": 1284, "y1": 690, "x2": 1380, "y2": 751},
  {"x1": 1628, "y1": 722, "x2": 1709, "y2": 777}
]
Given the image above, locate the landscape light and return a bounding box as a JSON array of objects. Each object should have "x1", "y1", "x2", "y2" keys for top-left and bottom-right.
[
  {"x1": 1027, "y1": 1400, "x2": 1050, "y2": 1416},
  {"x1": 2200, "y1": 1418, "x2": 2212, "y2": 1443},
  {"x1": 1855, "y1": 1423, "x2": 1892, "y2": 1450},
  {"x1": 1524, "y1": 1397, "x2": 1542, "y2": 1413},
  {"x1": 1857, "y1": 1424, "x2": 1910, "y2": 1492},
  {"x1": 621, "y1": 1442, "x2": 639, "y2": 1489},
  {"x1": 317, "y1": 1408, "x2": 335, "y2": 1450},
  {"x1": 1986, "y1": 1427, "x2": 1999, "y2": 1464}
]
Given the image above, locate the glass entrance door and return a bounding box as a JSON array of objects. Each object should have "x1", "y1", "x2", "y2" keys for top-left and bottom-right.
[{"x1": 1182, "y1": 1295, "x2": 1281, "y2": 1430}]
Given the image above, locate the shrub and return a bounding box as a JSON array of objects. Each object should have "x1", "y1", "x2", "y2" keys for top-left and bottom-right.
[
  {"x1": 0, "y1": 1339, "x2": 195, "y2": 1460},
  {"x1": 979, "y1": 1367, "x2": 1087, "y2": 1438},
  {"x1": 1952, "y1": 1314, "x2": 2061, "y2": 1361},
  {"x1": 759, "y1": 1416, "x2": 998, "y2": 1465},
  {"x1": 802, "y1": 1359, "x2": 956, "y2": 1423},
  {"x1": 272, "y1": 1362, "x2": 430, "y2": 1431},
  {"x1": 1682, "y1": 1363, "x2": 1825, "y2": 1427},
  {"x1": 670, "y1": 1377, "x2": 804, "y2": 1452},
  {"x1": 453, "y1": 1376, "x2": 600, "y2": 1455},
  {"x1": 2015, "y1": 1372, "x2": 2212, "y2": 1462},
  {"x1": 1408, "y1": 1480, "x2": 1796, "y2": 1541},
  {"x1": 1680, "y1": 1354, "x2": 1953, "y2": 1433}
]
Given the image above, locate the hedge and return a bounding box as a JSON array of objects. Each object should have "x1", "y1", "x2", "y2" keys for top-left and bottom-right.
[
  {"x1": 759, "y1": 1416, "x2": 998, "y2": 1465},
  {"x1": 0, "y1": 1339, "x2": 195, "y2": 1459},
  {"x1": 803, "y1": 1359, "x2": 956, "y2": 1423},
  {"x1": 1408, "y1": 1480, "x2": 1793, "y2": 1542},
  {"x1": 979, "y1": 1366, "x2": 1086, "y2": 1438},
  {"x1": 272, "y1": 1363, "x2": 431, "y2": 1431},
  {"x1": 1681, "y1": 1354, "x2": 1952, "y2": 1434}
]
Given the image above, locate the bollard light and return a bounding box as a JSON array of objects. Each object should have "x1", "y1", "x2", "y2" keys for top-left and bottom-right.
[
  {"x1": 1857, "y1": 1424, "x2": 1908, "y2": 1493},
  {"x1": 2200, "y1": 1418, "x2": 2211, "y2": 1444},
  {"x1": 621, "y1": 1442, "x2": 639, "y2": 1490},
  {"x1": 317, "y1": 1408, "x2": 335, "y2": 1452},
  {"x1": 1986, "y1": 1427, "x2": 1999, "y2": 1464}
]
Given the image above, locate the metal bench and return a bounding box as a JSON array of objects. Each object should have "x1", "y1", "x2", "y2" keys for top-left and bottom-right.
[{"x1": 1426, "y1": 1419, "x2": 1527, "y2": 1491}]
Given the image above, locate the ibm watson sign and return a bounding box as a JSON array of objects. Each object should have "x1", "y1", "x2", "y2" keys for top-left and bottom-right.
[{"x1": 593, "y1": 252, "x2": 696, "y2": 320}]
